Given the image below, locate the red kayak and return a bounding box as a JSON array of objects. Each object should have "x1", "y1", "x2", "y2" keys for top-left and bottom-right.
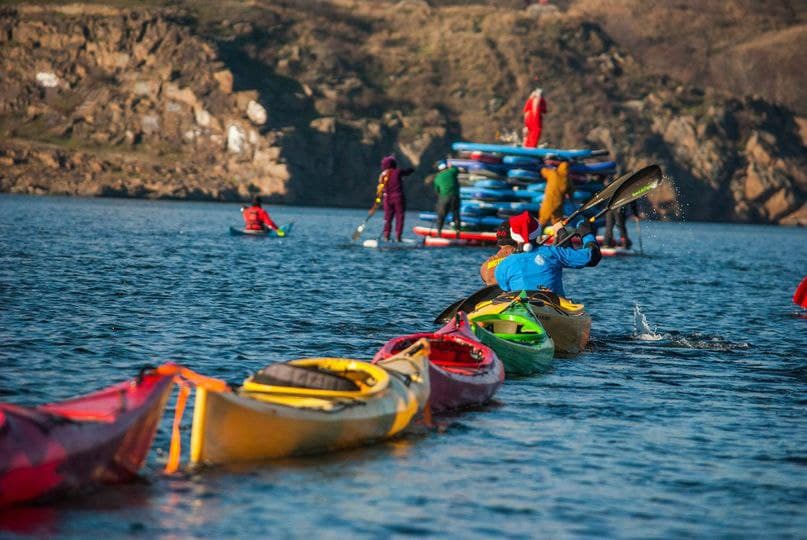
[
  {"x1": 0, "y1": 367, "x2": 175, "y2": 507},
  {"x1": 373, "y1": 313, "x2": 504, "y2": 412}
]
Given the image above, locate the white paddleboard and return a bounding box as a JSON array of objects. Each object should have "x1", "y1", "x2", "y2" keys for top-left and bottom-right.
[{"x1": 362, "y1": 238, "x2": 422, "y2": 250}]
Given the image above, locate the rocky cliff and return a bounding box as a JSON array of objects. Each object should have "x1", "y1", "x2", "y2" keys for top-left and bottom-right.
[{"x1": 1, "y1": 1, "x2": 805, "y2": 225}]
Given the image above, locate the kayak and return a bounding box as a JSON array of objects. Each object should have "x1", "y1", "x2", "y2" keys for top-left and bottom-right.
[
  {"x1": 486, "y1": 290, "x2": 591, "y2": 356},
  {"x1": 468, "y1": 299, "x2": 555, "y2": 375},
  {"x1": 452, "y1": 142, "x2": 606, "y2": 160},
  {"x1": 0, "y1": 367, "x2": 174, "y2": 507},
  {"x1": 189, "y1": 340, "x2": 431, "y2": 465},
  {"x1": 373, "y1": 314, "x2": 503, "y2": 412},
  {"x1": 229, "y1": 223, "x2": 294, "y2": 237},
  {"x1": 435, "y1": 287, "x2": 590, "y2": 357},
  {"x1": 413, "y1": 226, "x2": 497, "y2": 243}
]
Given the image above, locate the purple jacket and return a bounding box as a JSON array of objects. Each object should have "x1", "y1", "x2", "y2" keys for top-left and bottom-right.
[{"x1": 379, "y1": 156, "x2": 414, "y2": 199}]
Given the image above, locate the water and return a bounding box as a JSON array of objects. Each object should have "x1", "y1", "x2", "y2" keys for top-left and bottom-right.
[{"x1": 1, "y1": 194, "x2": 806, "y2": 538}]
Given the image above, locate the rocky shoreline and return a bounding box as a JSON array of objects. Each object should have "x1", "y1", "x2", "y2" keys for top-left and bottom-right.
[{"x1": 0, "y1": 2, "x2": 804, "y2": 224}]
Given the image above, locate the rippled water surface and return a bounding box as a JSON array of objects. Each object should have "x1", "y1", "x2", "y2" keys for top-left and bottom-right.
[{"x1": 1, "y1": 195, "x2": 806, "y2": 538}]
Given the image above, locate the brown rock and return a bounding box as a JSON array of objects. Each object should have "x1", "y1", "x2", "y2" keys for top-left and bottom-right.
[
  {"x1": 779, "y1": 202, "x2": 807, "y2": 226},
  {"x1": 234, "y1": 90, "x2": 259, "y2": 111},
  {"x1": 163, "y1": 84, "x2": 199, "y2": 109},
  {"x1": 763, "y1": 187, "x2": 797, "y2": 221},
  {"x1": 214, "y1": 70, "x2": 234, "y2": 94}
]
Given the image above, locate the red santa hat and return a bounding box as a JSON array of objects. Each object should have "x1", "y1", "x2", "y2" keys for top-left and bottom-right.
[{"x1": 509, "y1": 211, "x2": 540, "y2": 251}]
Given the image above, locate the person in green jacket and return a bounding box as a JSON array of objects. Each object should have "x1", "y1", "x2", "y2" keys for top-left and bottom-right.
[{"x1": 433, "y1": 160, "x2": 461, "y2": 237}]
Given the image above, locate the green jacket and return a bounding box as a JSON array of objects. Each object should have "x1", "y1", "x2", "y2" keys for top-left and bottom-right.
[{"x1": 433, "y1": 167, "x2": 459, "y2": 197}]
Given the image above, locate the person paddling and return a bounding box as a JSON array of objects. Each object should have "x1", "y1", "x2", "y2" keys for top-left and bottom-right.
[
  {"x1": 376, "y1": 154, "x2": 414, "y2": 242},
  {"x1": 480, "y1": 222, "x2": 518, "y2": 285},
  {"x1": 242, "y1": 196, "x2": 283, "y2": 235},
  {"x1": 493, "y1": 211, "x2": 601, "y2": 297},
  {"x1": 433, "y1": 160, "x2": 461, "y2": 238}
]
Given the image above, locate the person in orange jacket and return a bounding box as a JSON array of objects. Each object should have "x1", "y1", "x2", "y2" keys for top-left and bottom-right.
[
  {"x1": 480, "y1": 222, "x2": 518, "y2": 285},
  {"x1": 242, "y1": 196, "x2": 283, "y2": 235},
  {"x1": 522, "y1": 88, "x2": 547, "y2": 148},
  {"x1": 538, "y1": 161, "x2": 570, "y2": 232}
]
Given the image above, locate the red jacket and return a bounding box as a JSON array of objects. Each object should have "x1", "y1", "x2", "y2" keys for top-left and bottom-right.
[{"x1": 243, "y1": 205, "x2": 278, "y2": 230}]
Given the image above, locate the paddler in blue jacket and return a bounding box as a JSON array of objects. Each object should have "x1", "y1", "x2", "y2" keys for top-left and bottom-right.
[{"x1": 493, "y1": 211, "x2": 601, "y2": 297}]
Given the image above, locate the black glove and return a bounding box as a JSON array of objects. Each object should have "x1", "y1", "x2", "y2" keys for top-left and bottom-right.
[
  {"x1": 555, "y1": 225, "x2": 573, "y2": 244},
  {"x1": 576, "y1": 221, "x2": 593, "y2": 238}
]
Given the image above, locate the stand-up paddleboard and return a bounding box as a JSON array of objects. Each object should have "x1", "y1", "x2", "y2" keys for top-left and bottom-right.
[
  {"x1": 423, "y1": 236, "x2": 493, "y2": 247},
  {"x1": 229, "y1": 223, "x2": 294, "y2": 237},
  {"x1": 452, "y1": 142, "x2": 606, "y2": 160},
  {"x1": 503, "y1": 155, "x2": 542, "y2": 168},
  {"x1": 362, "y1": 238, "x2": 423, "y2": 250},
  {"x1": 508, "y1": 169, "x2": 543, "y2": 181},
  {"x1": 599, "y1": 246, "x2": 639, "y2": 257},
  {"x1": 418, "y1": 212, "x2": 505, "y2": 228},
  {"x1": 413, "y1": 226, "x2": 497, "y2": 243}
]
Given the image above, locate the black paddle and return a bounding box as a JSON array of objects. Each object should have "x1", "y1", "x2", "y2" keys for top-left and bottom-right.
[
  {"x1": 543, "y1": 166, "x2": 640, "y2": 239},
  {"x1": 555, "y1": 164, "x2": 662, "y2": 247},
  {"x1": 351, "y1": 202, "x2": 380, "y2": 242},
  {"x1": 433, "y1": 284, "x2": 503, "y2": 324}
]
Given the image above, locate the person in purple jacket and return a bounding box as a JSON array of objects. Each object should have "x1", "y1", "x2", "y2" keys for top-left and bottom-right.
[{"x1": 375, "y1": 154, "x2": 414, "y2": 242}]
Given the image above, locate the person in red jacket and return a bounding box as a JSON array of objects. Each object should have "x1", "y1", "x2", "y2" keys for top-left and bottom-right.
[
  {"x1": 242, "y1": 196, "x2": 283, "y2": 235},
  {"x1": 522, "y1": 88, "x2": 547, "y2": 148}
]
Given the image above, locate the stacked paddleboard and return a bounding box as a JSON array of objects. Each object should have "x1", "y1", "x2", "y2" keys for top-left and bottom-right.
[{"x1": 415, "y1": 143, "x2": 616, "y2": 246}]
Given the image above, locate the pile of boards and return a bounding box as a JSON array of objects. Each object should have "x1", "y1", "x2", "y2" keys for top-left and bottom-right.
[{"x1": 415, "y1": 142, "x2": 617, "y2": 247}]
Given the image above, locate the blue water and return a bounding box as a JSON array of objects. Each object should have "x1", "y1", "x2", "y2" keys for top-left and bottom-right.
[{"x1": 1, "y1": 194, "x2": 806, "y2": 538}]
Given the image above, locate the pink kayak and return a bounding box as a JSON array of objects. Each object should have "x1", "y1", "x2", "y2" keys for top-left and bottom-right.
[
  {"x1": 0, "y1": 367, "x2": 175, "y2": 507},
  {"x1": 373, "y1": 313, "x2": 504, "y2": 412}
]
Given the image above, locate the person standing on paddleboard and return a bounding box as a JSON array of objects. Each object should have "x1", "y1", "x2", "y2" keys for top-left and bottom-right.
[
  {"x1": 242, "y1": 196, "x2": 283, "y2": 235},
  {"x1": 376, "y1": 154, "x2": 414, "y2": 242},
  {"x1": 522, "y1": 88, "x2": 547, "y2": 148},
  {"x1": 493, "y1": 211, "x2": 601, "y2": 297},
  {"x1": 433, "y1": 160, "x2": 462, "y2": 238},
  {"x1": 603, "y1": 200, "x2": 638, "y2": 249},
  {"x1": 538, "y1": 160, "x2": 570, "y2": 233}
]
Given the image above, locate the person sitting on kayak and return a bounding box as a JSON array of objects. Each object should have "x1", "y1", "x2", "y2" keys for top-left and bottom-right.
[
  {"x1": 538, "y1": 161, "x2": 570, "y2": 233},
  {"x1": 242, "y1": 196, "x2": 283, "y2": 235},
  {"x1": 433, "y1": 160, "x2": 461, "y2": 238},
  {"x1": 493, "y1": 211, "x2": 601, "y2": 297},
  {"x1": 376, "y1": 154, "x2": 414, "y2": 242},
  {"x1": 480, "y1": 222, "x2": 517, "y2": 285}
]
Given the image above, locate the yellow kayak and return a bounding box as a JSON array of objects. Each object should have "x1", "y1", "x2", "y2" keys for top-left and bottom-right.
[{"x1": 190, "y1": 339, "x2": 431, "y2": 465}]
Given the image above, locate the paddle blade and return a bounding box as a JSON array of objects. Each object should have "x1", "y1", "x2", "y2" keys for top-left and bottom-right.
[
  {"x1": 607, "y1": 164, "x2": 663, "y2": 211},
  {"x1": 351, "y1": 222, "x2": 366, "y2": 241},
  {"x1": 794, "y1": 277, "x2": 807, "y2": 308}
]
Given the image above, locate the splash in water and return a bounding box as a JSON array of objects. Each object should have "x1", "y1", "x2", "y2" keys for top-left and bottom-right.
[{"x1": 633, "y1": 303, "x2": 663, "y2": 341}]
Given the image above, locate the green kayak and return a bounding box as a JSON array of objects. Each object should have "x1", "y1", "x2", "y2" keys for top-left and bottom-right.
[{"x1": 468, "y1": 299, "x2": 555, "y2": 376}]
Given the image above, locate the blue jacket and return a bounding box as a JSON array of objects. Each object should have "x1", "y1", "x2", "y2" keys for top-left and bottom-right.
[{"x1": 493, "y1": 234, "x2": 600, "y2": 297}]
